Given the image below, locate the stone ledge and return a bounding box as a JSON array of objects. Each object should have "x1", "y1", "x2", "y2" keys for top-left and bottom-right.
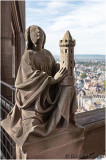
[
  {"x1": 76, "y1": 108, "x2": 105, "y2": 125},
  {"x1": 1, "y1": 107, "x2": 105, "y2": 159},
  {"x1": 17, "y1": 125, "x2": 85, "y2": 159},
  {"x1": 14, "y1": 118, "x2": 105, "y2": 159}
]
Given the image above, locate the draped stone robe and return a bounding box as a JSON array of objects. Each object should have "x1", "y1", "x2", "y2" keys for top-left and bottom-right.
[{"x1": 1, "y1": 49, "x2": 78, "y2": 145}]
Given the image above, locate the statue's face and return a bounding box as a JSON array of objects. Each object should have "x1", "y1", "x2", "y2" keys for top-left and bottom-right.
[{"x1": 30, "y1": 26, "x2": 44, "y2": 48}]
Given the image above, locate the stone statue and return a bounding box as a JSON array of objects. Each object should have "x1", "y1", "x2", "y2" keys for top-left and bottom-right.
[{"x1": 1, "y1": 25, "x2": 78, "y2": 145}]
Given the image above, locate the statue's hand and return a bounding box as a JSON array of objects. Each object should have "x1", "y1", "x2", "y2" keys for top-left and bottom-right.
[
  {"x1": 50, "y1": 68, "x2": 67, "y2": 84},
  {"x1": 54, "y1": 67, "x2": 67, "y2": 81}
]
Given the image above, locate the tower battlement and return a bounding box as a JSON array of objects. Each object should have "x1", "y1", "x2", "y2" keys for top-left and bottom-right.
[
  {"x1": 59, "y1": 39, "x2": 75, "y2": 47},
  {"x1": 59, "y1": 31, "x2": 76, "y2": 77}
]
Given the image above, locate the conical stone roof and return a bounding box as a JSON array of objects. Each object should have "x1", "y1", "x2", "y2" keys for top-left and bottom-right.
[{"x1": 63, "y1": 30, "x2": 72, "y2": 40}]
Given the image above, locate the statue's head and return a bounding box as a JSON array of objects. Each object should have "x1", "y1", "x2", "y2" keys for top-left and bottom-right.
[{"x1": 25, "y1": 25, "x2": 46, "y2": 50}]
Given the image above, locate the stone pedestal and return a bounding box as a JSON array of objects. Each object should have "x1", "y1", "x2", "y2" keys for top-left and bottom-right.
[
  {"x1": 1, "y1": 116, "x2": 105, "y2": 159},
  {"x1": 17, "y1": 125, "x2": 84, "y2": 159},
  {"x1": 1, "y1": 118, "x2": 84, "y2": 159}
]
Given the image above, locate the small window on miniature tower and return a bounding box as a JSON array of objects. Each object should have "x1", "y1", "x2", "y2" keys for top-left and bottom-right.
[
  {"x1": 70, "y1": 67, "x2": 72, "y2": 76},
  {"x1": 65, "y1": 49, "x2": 67, "y2": 53},
  {"x1": 71, "y1": 49, "x2": 73, "y2": 53}
]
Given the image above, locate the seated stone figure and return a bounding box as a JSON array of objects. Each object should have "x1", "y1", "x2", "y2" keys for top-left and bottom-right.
[{"x1": 1, "y1": 25, "x2": 78, "y2": 144}]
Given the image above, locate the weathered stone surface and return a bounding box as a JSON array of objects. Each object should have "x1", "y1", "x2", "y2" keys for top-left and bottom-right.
[
  {"x1": 18, "y1": 125, "x2": 84, "y2": 159},
  {"x1": 1, "y1": 27, "x2": 78, "y2": 147},
  {"x1": 16, "y1": 120, "x2": 105, "y2": 159},
  {"x1": 1, "y1": 108, "x2": 105, "y2": 159}
]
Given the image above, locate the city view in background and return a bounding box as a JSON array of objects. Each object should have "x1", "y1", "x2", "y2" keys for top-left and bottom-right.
[
  {"x1": 54, "y1": 54, "x2": 105, "y2": 113},
  {"x1": 26, "y1": 0, "x2": 105, "y2": 114}
]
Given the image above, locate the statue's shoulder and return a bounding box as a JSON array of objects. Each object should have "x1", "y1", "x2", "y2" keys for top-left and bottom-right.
[
  {"x1": 43, "y1": 49, "x2": 56, "y2": 64},
  {"x1": 44, "y1": 49, "x2": 54, "y2": 58},
  {"x1": 22, "y1": 49, "x2": 34, "y2": 60},
  {"x1": 24, "y1": 49, "x2": 34, "y2": 55}
]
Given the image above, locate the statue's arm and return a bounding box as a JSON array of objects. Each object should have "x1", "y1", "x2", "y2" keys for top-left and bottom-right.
[
  {"x1": 49, "y1": 53, "x2": 67, "y2": 85},
  {"x1": 15, "y1": 50, "x2": 49, "y2": 89}
]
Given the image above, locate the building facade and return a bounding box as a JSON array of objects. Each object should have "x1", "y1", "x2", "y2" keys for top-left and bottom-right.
[
  {"x1": 1, "y1": 1, "x2": 25, "y2": 101},
  {"x1": 1, "y1": 1, "x2": 25, "y2": 159}
]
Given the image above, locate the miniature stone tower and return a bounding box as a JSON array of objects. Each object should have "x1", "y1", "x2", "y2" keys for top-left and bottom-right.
[{"x1": 59, "y1": 31, "x2": 75, "y2": 76}]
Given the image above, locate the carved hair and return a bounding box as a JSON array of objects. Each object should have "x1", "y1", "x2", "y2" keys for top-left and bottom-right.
[{"x1": 25, "y1": 25, "x2": 46, "y2": 50}]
